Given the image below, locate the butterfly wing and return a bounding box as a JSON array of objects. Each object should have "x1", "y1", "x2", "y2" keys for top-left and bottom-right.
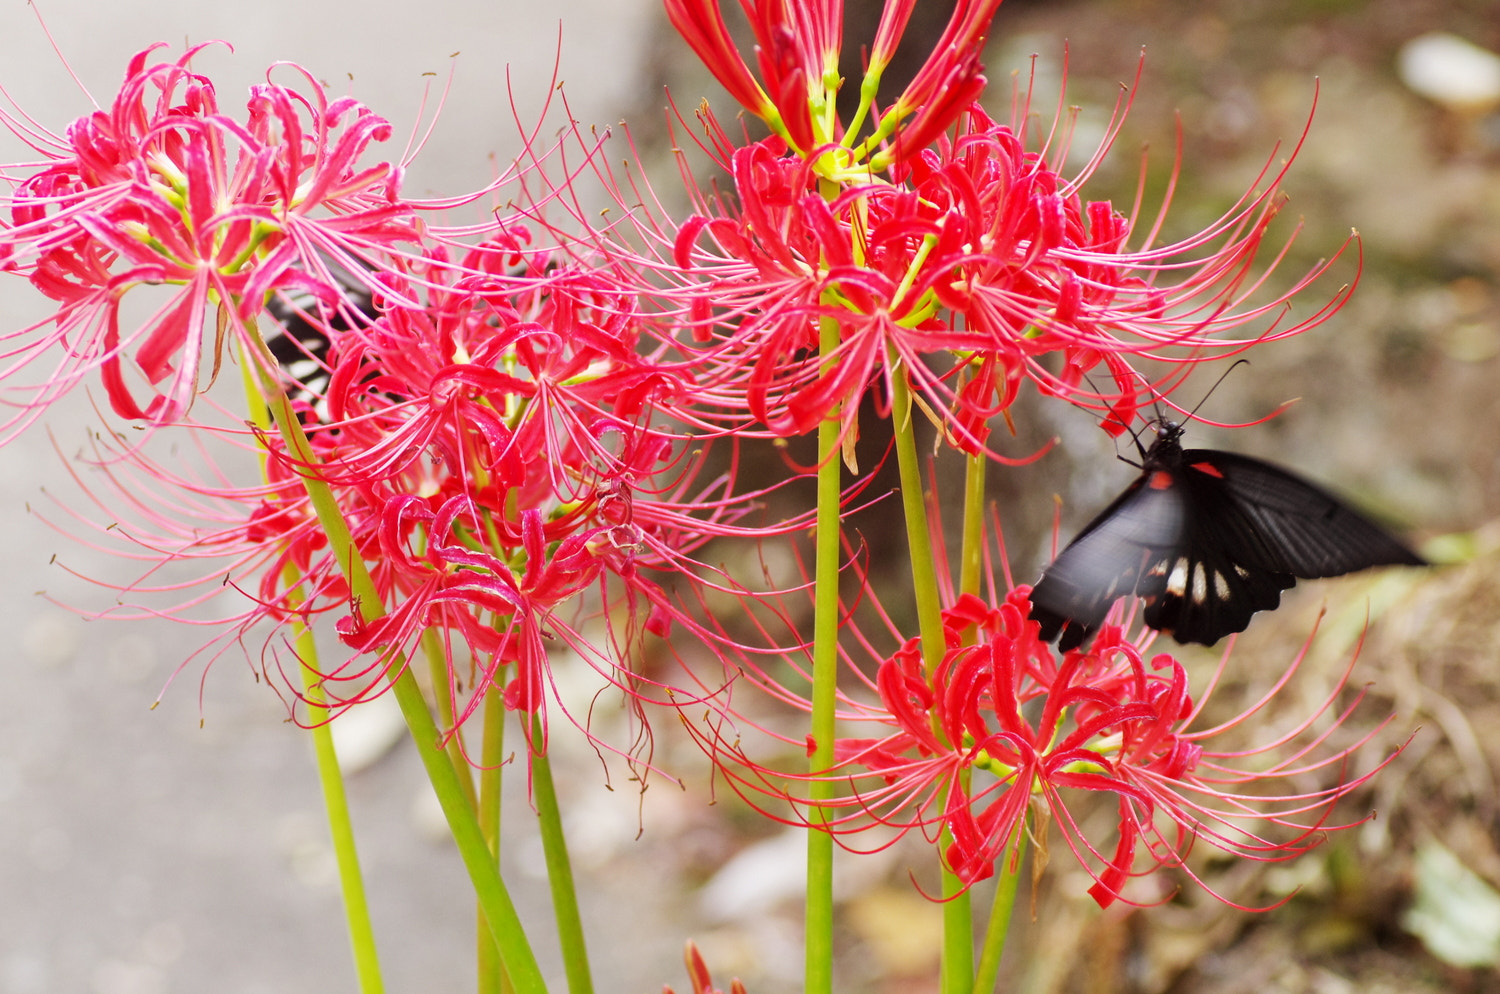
[
  {"x1": 265, "y1": 260, "x2": 379, "y2": 422},
  {"x1": 1029, "y1": 475, "x2": 1187, "y2": 651},
  {"x1": 1179, "y1": 450, "x2": 1426, "y2": 576},
  {"x1": 1132, "y1": 461, "x2": 1298, "y2": 645},
  {"x1": 1031, "y1": 447, "x2": 1424, "y2": 650}
]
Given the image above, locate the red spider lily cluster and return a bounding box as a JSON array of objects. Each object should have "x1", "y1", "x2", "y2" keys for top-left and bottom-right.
[
  {"x1": 0, "y1": 0, "x2": 1389, "y2": 919},
  {"x1": 640, "y1": 2, "x2": 1354, "y2": 453},
  {"x1": 0, "y1": 42, "x2": 428, "y2": 433},
  {"x1": 683, "y1": 587, "x2": 1392, "y2": 909},
  {"x1": 36, "y1": 226, "x2": 792, "y2": 755},
  {"x1": 1, "y1": 42, "x2": 780, "y2": 758}
]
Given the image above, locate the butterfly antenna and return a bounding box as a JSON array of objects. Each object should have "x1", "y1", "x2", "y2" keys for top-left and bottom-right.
[
  {"x1": 1180, "y1": 359, "x2": 1249, "y2": 427},
  {"x1": 1078, "y1": 368, "x2": 1150, "y2": 464}
]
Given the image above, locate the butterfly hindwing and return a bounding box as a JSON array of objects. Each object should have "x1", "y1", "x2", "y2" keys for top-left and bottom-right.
[
  {"x1": 1134, "y1": 535, "x2": 1295, "y2": 648},
  {"x1": 1029, "y1": 422, "x2": 1424, "y2": 650}
]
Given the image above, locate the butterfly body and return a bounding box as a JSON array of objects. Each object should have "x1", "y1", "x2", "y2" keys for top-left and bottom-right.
[{"x1": 1029, "y1": 421, "x2": 1424, "y2": 650}]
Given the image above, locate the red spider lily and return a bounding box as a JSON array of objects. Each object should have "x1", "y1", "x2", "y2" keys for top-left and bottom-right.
[
  {"x1": 301, "y1": 246, "x2": 695, "y2": 501},
  {"x1": 35, "y1": 255, "x2": 815, "y2": 757},
  {"x1": 542, "y1": 8, "x2": 1358, "y2": 459},
  {"x1": 664, "y1": 941, "x2": 749, "y2": 994},
  {"x1": 332, "y1": 496, "x2": 612, "y2": 720},
  {"x1": 678, "y1": 586, "x2": 1396, "y2": 909},
  {"x1": 0, "y1": 42, "x2": 428, "y2": 434},
  {"x1": 661, "y1": 0, "x2": 1000, "y2": 165},
  {"x1": 0, "y1": 41, "x2": 780, "y2": 761},
  {"x1": 660, "y1": 87, "x2": 1354, "y2": 452}
]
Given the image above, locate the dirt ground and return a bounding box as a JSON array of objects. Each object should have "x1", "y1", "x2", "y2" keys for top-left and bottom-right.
[{"x1": 628, "y1": 1, "x2": 1500, "y2": 991}]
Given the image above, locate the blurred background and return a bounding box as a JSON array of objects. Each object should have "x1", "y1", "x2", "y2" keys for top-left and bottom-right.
[{"x1": 1, "y1": 0, "x2": 1498, "y2": 991}]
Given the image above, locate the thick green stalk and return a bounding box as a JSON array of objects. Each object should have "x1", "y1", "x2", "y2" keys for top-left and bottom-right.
[
  {"x1": 239, "y1": 344, "x2": 384, "y2": 994},
  {"x1": 887, "y1": 369, "x2": 952, "y2": 674},
  {"x1": 973, "y1": 826, "x2": 1027, "y2": 994},
  {"x1": 958, "y1": 445, "x2": 1023, "y2": 993},
  {"x1": 386, "y1": 666, "x2": 546, "y2": 994},
  {"x1": 805, "y1": 314, "x2": 843, "y2": 994},
  {"x1": 960, "y1": 450, "x2": 987, "y2": 599},
  {"x1": 887, "y1": 365, "x2": 973, "y2": 992},
  {"x1": 294, "y1": 614, "x2": 386, "y2": 993},
  {"x1": 259, "y1": 381, "x2": 548, "y2": 994},
  {"x1": 530, "y1": 716, "x2": 594, "y2": 994},
  {"x1": 419, "y1": 628, "x2": 500, "y2": 994},
  {"x1": 478, "y1": 690, "x2": 508, "y2": 994},
  {"x1": 423, "y1": 628, "x2": 478, "y2": 810}
]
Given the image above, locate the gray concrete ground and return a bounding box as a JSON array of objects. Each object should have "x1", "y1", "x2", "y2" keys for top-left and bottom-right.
[{"x1": 0, "y1": 2, "x2": 682, "y2": 991}]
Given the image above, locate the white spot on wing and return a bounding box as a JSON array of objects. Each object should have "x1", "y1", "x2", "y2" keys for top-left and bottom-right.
[
  {"x1": 1165, "y1": 559, "x2": 1190, "y2": 597},
  {"x1": 1191, "y1": 566, "x2": 1208, "y2": 604}
]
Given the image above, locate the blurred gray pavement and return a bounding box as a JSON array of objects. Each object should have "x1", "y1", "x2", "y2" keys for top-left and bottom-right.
[{"x1": 0, "y1": 1, "x2": 680, "y2": 991}]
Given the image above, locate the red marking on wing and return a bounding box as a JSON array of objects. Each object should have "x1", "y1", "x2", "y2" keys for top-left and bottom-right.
[
  {"x1": 1148, "y1": 470, "x2": 1175, "y2": 490},
  {"x1": 1188, "y1": 460, "x2": 1224, "y2": 479}
]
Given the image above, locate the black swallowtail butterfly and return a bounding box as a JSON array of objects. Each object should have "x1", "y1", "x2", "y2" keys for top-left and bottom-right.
[
  {"x1": 265, "y1": 274, "x2": 377, "y2": 420},
  {"x1": 262, "y1": 252, "x2": 533, "y2": 421},
  {"x1": 1028, "y1": 419, "x2": 1425, "y2": 650}
]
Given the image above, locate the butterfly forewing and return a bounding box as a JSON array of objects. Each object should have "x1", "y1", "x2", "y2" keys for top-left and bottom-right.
[
  {"x1": 1189, "y1": 451, "x2": 1425, "y2": 576},
  {"x1": 1030, "y1": 473, "x2": 1186, "y2": 651},
  {"x1": 1029, "y1": 423, "x2": 1424, "y2": 650}
]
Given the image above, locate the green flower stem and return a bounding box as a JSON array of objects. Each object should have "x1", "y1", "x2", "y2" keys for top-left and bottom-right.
[
  {"x1": 805, "y1": 311, "x2": 843, "y2": 994},
  {"x1": 416, "y1": 629, "x2": 498, "y2": 994},
  {"x1": 386, "y1": 661, "x2": 546, "y2": 994},
  {"x1": 953, "y1": 449, "x2": 1000, "y2": 990},
  {"x1": 886, "y1": 366, "x2": 953, "y2": 701},
  {"x1": 423, "y1": 628, "x2": 479, "y2": 810},
  {"x1": 529, "y1": 716, "x2": 594, "y2": 994},
  {"x1": 293, "y1": 612, "x2": 386, "y2": 994},
  {"x1": 960, "y1": 450, "x2": 988, "y2": 599},
  {"x1": 887, "y1": 363, "x2": 973, "y2": 992},
  {"x1": 972, "y1": 824, "x2": 1027, "y2": 994},
  {"x1": 238, "y1": 343, "x2": 384, "y2": 994},
  {"x1": 478, "y1": 690, "x2": 508, "y2": 994},
  {"x1": 257, "y1": 378, "x2": 548, "y2": 994}
]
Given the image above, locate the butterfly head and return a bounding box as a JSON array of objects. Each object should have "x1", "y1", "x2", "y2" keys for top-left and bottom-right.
[
  {"x1": 1150, "y1": 418, "x2": 1186, "y2": 445},
  {"x1": 1128, "y1": 359, "x2": 1248, "y2": 458},
  {"x1": 1123, "y1": 416, "x2": 1187, "y2": 464}
]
